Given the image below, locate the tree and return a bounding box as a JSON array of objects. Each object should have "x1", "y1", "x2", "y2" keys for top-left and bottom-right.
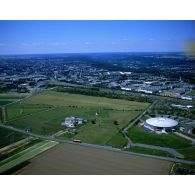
[
  {"x1": 92, "y1": 119, "x2": 96, "y2": 124},
  {"x1": 114, "y1": 120, "x2": 119, "y2": 125}
]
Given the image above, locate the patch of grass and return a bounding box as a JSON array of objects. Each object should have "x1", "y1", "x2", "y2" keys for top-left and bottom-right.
[
  {"x1": 186, "y1": 90, "x2": 195, "y2": 96},
  {"x1": 127, "y1": 125, "x2": 191, "y2": 149},
  {"x1": 171, "y1": 163, "x2": 195, "y2": 175},
  {"x1": 124, "y1": 146, "x2": 175, "y2": 158},
  {"x1": 105, "y1": 132, "x2": 128, "y2": 148},
  {"x1": 0, "y1": 99, "x2": 14, "y2": 106},
  {"x1": 57, "y1": 132, "x2": 75, "y2": 139},
  {"x1": 0, "y1": 127, "x2": 25, "y2": 148},
  {"x1": 178, "y1": 146, "x2": 195, "y2": 161},
  {"x1": 6, "y1": 103, "x2": 52, "y2": 120},
  {"x1": 74, "y1": 110, "x2": 140, "y2": 145}
]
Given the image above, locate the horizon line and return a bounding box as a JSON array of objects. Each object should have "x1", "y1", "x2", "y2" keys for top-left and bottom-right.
[{"x1": 0, "y1": 51, "x2": 185, "y2": 56}]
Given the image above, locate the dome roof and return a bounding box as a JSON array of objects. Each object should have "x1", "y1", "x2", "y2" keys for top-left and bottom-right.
[{"x1": 146, "y1": 117, "x2": 178, "y2": 128}]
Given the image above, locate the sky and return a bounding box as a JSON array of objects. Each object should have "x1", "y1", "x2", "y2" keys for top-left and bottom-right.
[{"x1": 0, "y1": 20, "x2": 195, "y2": 54}]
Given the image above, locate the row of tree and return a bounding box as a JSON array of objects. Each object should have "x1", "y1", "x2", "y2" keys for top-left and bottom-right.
[{"x1": 56, "y1": 86, "x2": 153, "y2": 103}]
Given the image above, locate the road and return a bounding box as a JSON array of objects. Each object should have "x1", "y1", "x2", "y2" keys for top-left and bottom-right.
[
  {"x1": 174, "y1": 132, "x2": 195, "y2": 143},
  {"x1": 0, "y1": 123, "x2": 194, "y2": 165},
  {"x1": 131, "y1": 143, "x2": 184, "y2": 158},
  {"x1": 122, "y1": 101, "x2": 157, "y2": 147},
  {"x1": 123, "y1": 100, "x2": 157, "y2": 133}
]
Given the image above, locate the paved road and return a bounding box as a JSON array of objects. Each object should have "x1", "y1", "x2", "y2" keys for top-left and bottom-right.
[
  {"x1": 121, "y1": 101, "x2": 157, "y2": 147},
  {"x1": 131, "y1": 143, "x2": 184, "y2": 158},
  {"x1": 0, "y1": 123, "x2": 194, "y2": 165},
  {"x1": 174, "y1": 132, "x2": 195, "y2": 143},
  {"x1": 123, "y1": 100, "x2": 157, "y2": 134}
]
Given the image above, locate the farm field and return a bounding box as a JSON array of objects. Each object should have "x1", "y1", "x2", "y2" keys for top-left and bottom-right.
[
  {"x1": 127, "y1": 125, "x2": 191, "y2": 149},
  {"x1": 0, "y1": 140, "x2": 58, "y2": 174},
  {"x1": 14, "y1": 143, "x2": 173, "y2": 175}
]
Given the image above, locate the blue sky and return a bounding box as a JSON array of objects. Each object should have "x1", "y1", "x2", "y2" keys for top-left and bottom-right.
[{"x1": 0, "y1": 20, "x2": 195, "y2": 54}]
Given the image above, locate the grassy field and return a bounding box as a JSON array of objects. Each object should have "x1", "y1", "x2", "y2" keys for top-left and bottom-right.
[
  {"x1": 170, "y1": 163, "x2": 195, "y2": 174},
  {"x1": 6, "y1": 91, "x2": 148, "y2": 145},
  {"x1": 0, "y1": 99, "x2": 14, "y2": 106},
  {"x1": 105, "y1": 132, "x2": 128, "y2": 148},
  {"x1": 127, "y1": 125, "x2": 191, "y2": 149},
  {"x1": 178, "y1": 146, "x2": 195, "y2": 161},
  {"x1": 0, "y1": 98, "x2": 20, "y2": 106},
  {"x1": 14, "y1": 143, "x2": 173, "y2": 175},
  {"x1": 8, "y1": 106, "x2": 141, "y2": 145},
  {"x1": 6, "y1": 103, "x2": 52, "y2": 120},
  {"x1": 0, "y1": 127, "x2": 25, "y2": 148},
  {"x1": 124, "y1": 146, "x2": 175, "y2": 158},
  {"x1": 0, "y1": 140, "x2": 58, "y2": 174},
  {"x1": 24, "y1": 91, "x2": 149, "y2": 111}
]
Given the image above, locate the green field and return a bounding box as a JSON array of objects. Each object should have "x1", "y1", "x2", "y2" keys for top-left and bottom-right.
[
  {"x1": 127, "y1": 125, "x2": 191, "y2": 149},
  {"x1": 170, "y1": 163, "x2": 195, "y2": 174},
  {"x1": 124, "y1": 146, "x2": 175, "y2": 158},
  {"x1": 24, "y1": 91, "x2": 149, "y2": 111},
  {"x1": 0, "y1": 127, "x2": 25, "y2": 148},
  {"x1": 8, "y1": 106, "x2": 141, "y2": 145},
  {"x1": 105, "y1": 132, "x2": 128, "y2": 148},
  {"x1": 0, "y1": 98, "x2": 19, "y2": 106},
  {"x1": 6, "y1": 103, "x2": 52, "y2": 120},
  {"x1": 6, "y1": 91, "x2": 149, "y2": 145},
  {"x1": 178, "y1": 146, "x2": 195, "y2": 161}
]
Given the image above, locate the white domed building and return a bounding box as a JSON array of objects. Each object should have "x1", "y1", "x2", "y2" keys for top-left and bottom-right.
[{"x1": 144, "y1": 117, "x2": 178, "y2": 132}]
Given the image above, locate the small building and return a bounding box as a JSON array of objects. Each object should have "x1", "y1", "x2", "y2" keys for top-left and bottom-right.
[
  {"x1": 61, "y1": 116, "x2": 86, "y2": 128},
  {"x1": 181, "y1": 96, "x2": 193, "y2": 101}
]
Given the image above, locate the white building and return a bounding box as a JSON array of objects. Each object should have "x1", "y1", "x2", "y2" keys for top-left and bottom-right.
[
  {"x1": 144, "y1": 117, "x2": 178, "y2": 132},
  {"x1": 61, "y1": 116, "x2": 85, "y2": 128}
]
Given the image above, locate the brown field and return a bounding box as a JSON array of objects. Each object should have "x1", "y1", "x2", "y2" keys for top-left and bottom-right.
[{"x1": 15, "y1": 143, "x2": 172, "y2": 175}]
